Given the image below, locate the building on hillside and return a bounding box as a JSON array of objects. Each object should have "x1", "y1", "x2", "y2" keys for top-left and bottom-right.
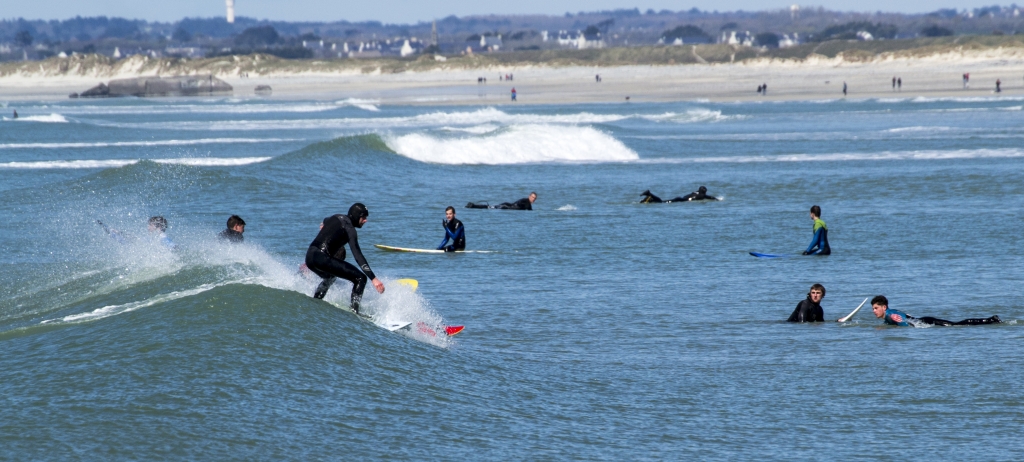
[
  {"x1": 778, "y1": 33, "x2": 801, "y2": 48},
  {"x1": 719, "y1": 30, "x2": 755, "y2": 46}
]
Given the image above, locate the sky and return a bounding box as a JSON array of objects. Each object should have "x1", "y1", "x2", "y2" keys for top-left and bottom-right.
[{"x1": 3, "y1": 1, "x2": 1001, "y2": 24}]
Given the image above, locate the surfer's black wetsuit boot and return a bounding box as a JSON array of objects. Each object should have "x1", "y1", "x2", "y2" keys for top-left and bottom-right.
[
  {"x1": 350, "y1": 294, "x2": 362, "y2": 314},
  {"x1": 917, "y1": 315, "x2": 1002, "y2": 326},
  {"x1": 314, "y1": 277, "x2": 335, "y2": 299},
  {"x1": 466, "y1": 202, "x2": 489, "y2": 209}
]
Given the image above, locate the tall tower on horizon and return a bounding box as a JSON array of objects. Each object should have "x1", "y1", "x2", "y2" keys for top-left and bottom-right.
[
  {"x1": 226, "y1": 0, "x2": 236, "y2": 23},
  {"x1": 431, "y1": 20, "x2": 438, "y2": 47}
]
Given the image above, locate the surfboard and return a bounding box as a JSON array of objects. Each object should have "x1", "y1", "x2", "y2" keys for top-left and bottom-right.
[
  {"x1": 375, "y1": 244, "x2": 494, "y2": 254},
  {"x1": 837, "y1": 297, "x2": 870, "y2": 323},
  {"x1": 381, "y1": 278, "x2": 463, "y2": 336},
  {"x1": 749, "y1": 252, "x2": 794, "y2": 258}
]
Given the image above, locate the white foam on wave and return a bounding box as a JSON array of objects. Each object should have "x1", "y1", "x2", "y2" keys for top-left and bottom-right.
[
  {"x1": 641, "y1": 108, "x2": 738, "y2": 123},
  {"x1": 440, "y1": 124, "x2": 500, "y2": 134},
  {"x1": 98, "y1": 107, "x2": 638, "y2": 131},
  {"x1": 641, "y1": 148, "x2": 1024, "y2": 164},
  {"x1": 43, "y1": 283, "x2": 224, "y2": 324},
  {"x1": 0, "y1": 137, "x2": 299, "y2": 150},
  {"x1": 557, "y1": 204, "x2": 578, "y2": 211},
  {"x1": 2, "y1": 113, "x2": 68, "y2": 123},
  {"x1": 385, "y1": 124, "x2": 639, "y2": 165},
  {"x1": 0, "y1": 157, "x2": 271, "y2": 169},
  {"x1": 910, "y1": 95, "x2": 1024, "y2": 103},
  {"x1": 335, "y1": 98, "x2": 381, "y2": 111}
]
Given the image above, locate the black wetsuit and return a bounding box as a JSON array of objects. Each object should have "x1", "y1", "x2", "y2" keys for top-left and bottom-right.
[
  {"x1": 671, "y1": 190, "x2": 716, "y2": 202},
  {"x1": 640, "y1": 190, "x2": 664, "y2": 203},
  {"x1": 787, "y1": 296, "x2": 824, "y2": 322},
  {"x1": 914, "y1": 316, "x2": 1002, "y2": 326},
  {"x1": 304, "y1": 214, "x2": 376, "y2": 312},
  {"x1": 219, "y1": 228, "x2": 243, "y2": 243},
  {"x1": 467, "y1": 198, "x2": 532, "y2": 210},
  {"x1": 437, "y1": 218, "x2": 466, "y2": 252}
]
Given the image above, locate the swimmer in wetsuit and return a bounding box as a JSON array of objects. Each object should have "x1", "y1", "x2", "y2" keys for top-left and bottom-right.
[
  {"x1": 219, "y1": 215, "x2": 245, "y2": 243},
  {"x1": 640, "y1": 186, "x2": 718, "y2": 203},
  {"x1": 304, "y1": 203, "x2": 384, "y2": 313},
  {"x1": 802, "y1": 205, "x2": 830, "y2": 256},
  {"x1": 871, "y1": 295, "x2": 1001, "y2": 327},
  {"x1": 436, "y1": 206, "x2": 466, "y2": 252},
  {"x1": 467, "y1": 192, "x2": 536, "y2": 210},
  {"x1": 787, "y1": 283, "x2": 825, "y2": 322}
]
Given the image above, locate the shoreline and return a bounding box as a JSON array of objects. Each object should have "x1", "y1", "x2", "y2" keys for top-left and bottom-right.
[{"x1": 1, "y1": 48, "x2": 1022, "y2": 105}]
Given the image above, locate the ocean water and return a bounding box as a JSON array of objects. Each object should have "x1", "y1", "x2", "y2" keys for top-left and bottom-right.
[{"x1": 2, "y1": 95, "x2": 1024, "y2": 459}]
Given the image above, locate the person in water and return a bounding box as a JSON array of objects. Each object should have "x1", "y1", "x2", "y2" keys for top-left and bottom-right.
[
  {"x1": 219, "y1": 215, "x2": 245, "y2": 243},
  {"x1": 640, "y1": 186, "x2": 717, "y2": 203},
  {"x1": 466, "y1": 192, "x2": 536, "y2": 210},
  {"x1": 802, "y1": 205, "x2": 830, "y2": 256},
  {"x1": 436, "y1": 206, "x2": 466, "y2": 252},
  {"x1": 304, "y1": 203, "x2": 384, "y2": 313},
  {"x1": 147, "y1": 216, "x2": 176, "y2": 250},
  {"x1": 871, "y1": 295, "x2": 1001, "y2": 327},
  {"x1": 787, "y1": 284, "x2": 825, "y2": 322}
]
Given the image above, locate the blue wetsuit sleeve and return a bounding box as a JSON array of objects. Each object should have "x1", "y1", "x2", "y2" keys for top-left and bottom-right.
[
  {"x1": 804, "y1": 228, "x2": 824, "y2": 255},
  {"x1": 437, "y1": 220, "x2": 451, "y2": 249}
]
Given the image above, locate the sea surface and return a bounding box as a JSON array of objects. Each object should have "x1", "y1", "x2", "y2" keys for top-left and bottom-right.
[{"x1": 2, "y1": 95, "x2": 1024, "y2": 460}]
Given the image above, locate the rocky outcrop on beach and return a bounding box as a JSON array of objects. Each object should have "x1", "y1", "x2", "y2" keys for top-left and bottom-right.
[{"x1": 74, "y1": 75, "x2": 232, "y2": 98}]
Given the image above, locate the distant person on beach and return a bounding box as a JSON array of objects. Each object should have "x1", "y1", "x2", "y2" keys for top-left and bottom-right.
[
  {"x1": 148, "y1": 216, "x2": 176, "y2": 250},
  {"x1": 467, "y1": 192, "x2": 536, "y2": 210},
  {"x1": 640, "y1": 186, "x2": 718, "y2": 203},
  {"x1": 787, "y1": 284, "x2": 826, "y2": 322},
  {"x1": 843, "y1": 82, "x2": 847, "y2": 96},
  {"x1": 304, "y1": 203, "x2": 384, "y2": 313},
  {"x1": 996, "y1": 79, "x2": 1002, "y2": 93},
  {"x1": 871, "y1": 295, "x2": 1001, "y2": 327},
  {"x1": 219, "y1": 215, "x2": 245, "y2": 243},
  {"x1": 757, "y1": 84, "x2": 762, "y2": 94},
  {"x1": 897, "y1": 77, "x2": 902, "y2": 91},
  {"x1": 511, "y1": 87, "x2": 517, "y2": 102},
  {"x1": 762, "y1": 83, "x2": 767, "y2": 95},
  {"x1": 802, "y1": 205, "x2": 830, "y2": 256},
  {"x1": 436, "y1": 206, "x2": 466, "y2": 252},
  {"x1": 892, "y1": 76, "x2": 896, "y2": 90}
]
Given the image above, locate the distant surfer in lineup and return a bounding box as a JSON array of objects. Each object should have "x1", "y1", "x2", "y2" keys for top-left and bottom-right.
[
  {"x1": 219, "y1": 215, "x2": 245, "y2": 243},
  {"x1": 871, "y1": 295, "x2": 1001, "y2": 327},
  {"x1": 436, "y1": 206, "x2": 466, "y2": 252},
  {"x1": 787, "y1": 284, "x2": 825, "y2": 322},
  {"x1": 802, "y1": 205, "x2": 830, "y2": 255},
  {"x1": 466, "y1": 192, "x2": 536, "y2": 210},
  {"x1": 640, "y1": 186, "x2": 718, "y2": 203},
  {"x1": 304, "y1": 203, "x2": 384, "y2": 314}
]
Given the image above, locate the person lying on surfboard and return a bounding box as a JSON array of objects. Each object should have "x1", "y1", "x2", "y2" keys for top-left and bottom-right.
[
  {"x1": 436, "y1": 206, "x2": 466, "y2": 252},
  {"x1": 466, "y1": 192, "x2": 536, "y2": 210},
  {"x1": 304, "y1": 203, "x2": 384, "y2": 314},
  {"x1": 640, "y1": 186, "x2": 718, "y2": 203},
  {"x1": 871, "y1": 295, "x2": 1001, "y2": 327},
  {"x1": 802, "y1": 205, "x2": 831, "y2": 255},
  {"x1": 787, "y1": 283, "x2": 825, "y2": 322}
]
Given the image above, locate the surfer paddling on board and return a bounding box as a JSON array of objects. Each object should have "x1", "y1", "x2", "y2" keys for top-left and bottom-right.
[
  {"x1": 304, "y1": 203, "x2": 384, "y2": 314},
  {"x1": 802, "y1": 205, "x2": 830, "y2": 256},
  {"x1": 640, "y1": 186, "x2": 718, "y2": 203},
  {"x1": 787, "y1": 284, "x2": 825, "y2": 322},
  {"x1": 436, "y1": 206, "x2": 466, "y2": 252},
  {"x1": 466, "y1": 192, "x2": 536, "y2": 210},
  {"x1": 871, "y1": 295, "x2": 1001, "y2": 327}
]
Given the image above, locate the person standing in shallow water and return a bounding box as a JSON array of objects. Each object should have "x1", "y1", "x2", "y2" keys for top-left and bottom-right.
[
  {"x1": 787, "y1": 284, "x2": 825, "y2": 322},
  {"x1": 511, "y1": 87, "x2": 517, "y2": 102}
]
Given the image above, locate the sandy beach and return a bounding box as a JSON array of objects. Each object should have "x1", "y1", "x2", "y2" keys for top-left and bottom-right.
[{"x1": 2, "y1": 49, "x2": 1023, "y2": 105}]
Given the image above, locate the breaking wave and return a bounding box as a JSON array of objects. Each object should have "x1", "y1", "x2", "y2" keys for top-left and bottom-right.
[
  {"x1": 0, "y1": 157, "x2": 272, "y2": 169},
  {"x1": 385, "y1": 124, "x2": 639, "y2": 165}
]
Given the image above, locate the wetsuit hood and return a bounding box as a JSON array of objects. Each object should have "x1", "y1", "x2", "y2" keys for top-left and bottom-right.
[
  {"x1": 348, "y1": 203, "x2": 368, "y2": 228},
  {"x1": 698, "y1": 186, "x2": 707, "y2": 194}
]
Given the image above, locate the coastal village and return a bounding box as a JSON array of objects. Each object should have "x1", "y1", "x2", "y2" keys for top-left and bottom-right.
[{"x1": 2, "y1": 5, "x2": 1023, "y2": 63}]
